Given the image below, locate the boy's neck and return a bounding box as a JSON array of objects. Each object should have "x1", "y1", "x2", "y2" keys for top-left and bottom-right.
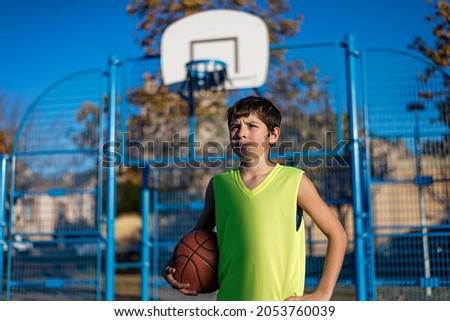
[
  {"x1": 238, "y1": 158, "x2": 278, "y2": 191},
  {"x1": 239, "y1": 158, "x2": 277, "y2": 175}
]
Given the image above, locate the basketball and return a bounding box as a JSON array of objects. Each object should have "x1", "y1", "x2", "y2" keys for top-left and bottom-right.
[{"x1": 170, "y1": 229, "x2": 219, "y2": 293}]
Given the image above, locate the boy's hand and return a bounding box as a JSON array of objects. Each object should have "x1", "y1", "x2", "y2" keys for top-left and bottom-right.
[
  {"x1": 284, "y1": 290, "x2": 331, "y2": 301},
  {"x1": 162, "y1": 266, "x2": 198, "y2": 296}
]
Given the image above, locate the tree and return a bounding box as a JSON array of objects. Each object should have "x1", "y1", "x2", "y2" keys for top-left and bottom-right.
[
  {"x1": 0, "y1": 93, "x2": 22, "y2": 154},
  {"x1": 410, "y1": 0, "x2": 450, "y2": 69},
  {"x1": 72, "y1": 101, "x2": 101, "y2": 150},
  {"x1": 125, "y1": 0, "x2": 305, "y2": 170},
  {"x1": 410, "y1": 0, "x2": 450, "y2": 220},
  {"x1": 125, "y1": 0, "x2": 338, "y2": 149},
  {"x1": 126, "y1": 0, "x2": 302, "y2": 55},
  {"x1": 410, "y1": 0, "x2": 449, "y2": 154}
]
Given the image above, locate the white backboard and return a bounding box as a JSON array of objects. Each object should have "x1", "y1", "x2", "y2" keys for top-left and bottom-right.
[{"x1": 160, "y1": 9, "x2": 269, "y2": 91}]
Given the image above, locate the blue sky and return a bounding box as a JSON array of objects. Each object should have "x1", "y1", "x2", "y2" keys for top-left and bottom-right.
[{"x1": 0, "y1": 0, "x2": 436, "y2": 115}]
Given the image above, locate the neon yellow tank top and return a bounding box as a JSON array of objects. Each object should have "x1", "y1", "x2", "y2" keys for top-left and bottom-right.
[{"x1": 213, "y1": 164, "x2": 305, "y2": 301}]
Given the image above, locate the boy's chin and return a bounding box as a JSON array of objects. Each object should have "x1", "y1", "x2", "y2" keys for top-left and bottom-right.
[{"x1": 232, "y1": 149, "x2": 258, "y2": 162}]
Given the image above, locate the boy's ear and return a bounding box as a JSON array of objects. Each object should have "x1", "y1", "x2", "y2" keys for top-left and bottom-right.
[{"x1": 269, "y1": 127, "x2": 281, "y2": 145}]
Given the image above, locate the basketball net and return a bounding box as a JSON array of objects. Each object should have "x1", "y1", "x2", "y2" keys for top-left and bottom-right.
[{"x1": 184, "y1": 59, "x2": 228, "y2": 92}]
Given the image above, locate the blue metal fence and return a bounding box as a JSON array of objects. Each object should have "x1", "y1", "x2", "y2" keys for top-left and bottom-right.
[
  {"x1": 1, "y1": 35, "x2": 449, "y2": 301},
  {"x1": 2, "y1": 70, "x2": 106, "y2": 300},
  {"x1": 362, "y1": 48, "x2": 450, "y2": 300}
]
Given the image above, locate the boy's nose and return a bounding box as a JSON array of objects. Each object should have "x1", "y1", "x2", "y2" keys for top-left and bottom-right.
[{"x1": 237, "y1": 127, "x2": 248, "y2": 138}]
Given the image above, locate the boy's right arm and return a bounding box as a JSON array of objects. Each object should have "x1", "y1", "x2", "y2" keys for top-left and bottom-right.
[{"x1": 162, "y1": 178, "x2": 216, "y2": 294}]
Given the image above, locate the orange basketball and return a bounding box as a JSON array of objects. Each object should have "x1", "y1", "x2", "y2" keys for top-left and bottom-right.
[{"x1": 171, "y1": 229, "x2": 219, "y2": 293}]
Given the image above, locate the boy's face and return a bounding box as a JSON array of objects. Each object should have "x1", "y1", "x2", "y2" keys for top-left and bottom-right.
[{"x1": 229, "y1": 113, "x2": 279, "y2": 160}]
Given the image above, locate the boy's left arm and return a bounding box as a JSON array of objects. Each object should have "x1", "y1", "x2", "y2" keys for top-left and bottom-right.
[{"x1": 286, "y1": 175, "x2": 348, "y2": 301}]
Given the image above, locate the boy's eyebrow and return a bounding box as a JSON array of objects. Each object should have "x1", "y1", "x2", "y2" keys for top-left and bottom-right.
[
  {"x1": 243, "y1": 119, "x2": 261, "y2": 125},
  {"x1": 230, "y1": 120, "x2": 260, "y2": 126},
  {"x1": 229, "y1": 116, "x2": 264, "y2": 126}
]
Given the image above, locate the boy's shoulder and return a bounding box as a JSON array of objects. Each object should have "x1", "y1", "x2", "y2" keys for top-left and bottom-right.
[
  {"x1": 213, "y1": 167, "x2": 239, "y2": 179},
  {"x1": 278, "y1": 164, "x2": 304, "y2": 175}
]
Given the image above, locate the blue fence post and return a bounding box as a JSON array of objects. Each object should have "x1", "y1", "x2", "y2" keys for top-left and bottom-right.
[
  {"x1": 359, "y1": 49, "x2": 377, "y2": 301},
  {"x1": 141, "y1": 166, "x2": 150, "y2": 300},
  {"x1": 151, "y1": 171, "x2": 159, "y2": 300},
  {"x1": 0, "y1": 154, "x2": 10, "y2": 300},
  {"x1": 342, "y1": 35, "x2": 367, "y2": 300},
  {"x1": 105, "y1": 54, "x2": 119, "y2": 301}
]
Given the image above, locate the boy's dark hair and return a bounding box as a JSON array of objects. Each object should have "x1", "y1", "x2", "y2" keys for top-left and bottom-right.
[{"x1": 227, "y1": 96, "x2": 282, "y2": 133}]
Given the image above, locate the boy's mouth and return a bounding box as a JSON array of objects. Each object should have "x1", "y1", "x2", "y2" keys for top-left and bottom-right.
[{"x1": 232, "y1": 141, "x2": 258, "y2": 149}]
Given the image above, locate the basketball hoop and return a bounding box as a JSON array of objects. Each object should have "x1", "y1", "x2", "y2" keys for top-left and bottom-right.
[{"x1": 185, "y1": 59, "x2": 227, "y2": 91}]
